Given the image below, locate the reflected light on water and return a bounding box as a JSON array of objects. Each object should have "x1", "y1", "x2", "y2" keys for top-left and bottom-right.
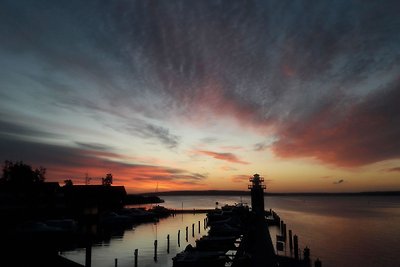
[
  {"x1": 63, "y1": 195, "x2": 400, "y2": 267},
  {"x1": 63, "y1": 213, "x2": 208, "y2": 267}
]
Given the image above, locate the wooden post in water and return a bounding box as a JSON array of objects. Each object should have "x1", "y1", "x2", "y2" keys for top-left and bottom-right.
[
  {"x1": 186, "y1": 226, "x2": 188, "y2": 241},
  {"x1": 114, "y1": 258, "x2": 118, "y2": 267},
  {"x1": 134, "y1": 249, "x2": 138, "y2": 267},
  {"x1": 167, "y1": 234, "x2": 170, "y2": 253},
  {"x1": 303, "y1": 247, "x2": 310, "y2": 263},
  {"x1": 289, "y1": 230, "x2": 293, "y2": 252},
  {"x1": 178, "y1": 230, "x2": 181, "y2": 246},
  {"x1": 280, "y1": 220, "x2": 284, "y2": 233},
  {"x1": 192, "y1": 223, "x2": 195, "y2": 237},
  {"x1": 293, "y1": 235, "x2": 299, "y2": 260},
  {"x1": 85, "y1": 242, "x2": 92, "y2": 267},
  {"x1": 314, "y1": 258, "x2": 322, "y2": 267},
  {"x1": 154, "y1": 240, "x2": 158, "y2": 262},
  {"x1": 198, "y1": 221, "x2": 201, "y2": 233}
]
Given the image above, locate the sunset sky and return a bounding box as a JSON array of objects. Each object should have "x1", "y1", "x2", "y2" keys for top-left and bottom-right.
[{"x1": 1, "y1": 0, "x2": 399, "y2": 193}]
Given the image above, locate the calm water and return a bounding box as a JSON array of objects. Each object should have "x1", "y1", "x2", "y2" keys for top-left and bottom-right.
[{"x1": 63, "y1": 196, "x2": 400, "y2": 267}]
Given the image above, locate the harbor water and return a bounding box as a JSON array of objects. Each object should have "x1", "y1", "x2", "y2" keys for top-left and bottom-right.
[{"x1": 63, "y1": 195, "x2": 400, "y2": 267}]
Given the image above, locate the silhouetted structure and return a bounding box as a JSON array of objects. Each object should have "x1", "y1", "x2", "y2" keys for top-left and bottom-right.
[
  {"x1": 63, "y1": 185, "x2": 126, "y2": 216},
  {"x1": 248, "y1": 173, "x2": 266, "y2": 216}
]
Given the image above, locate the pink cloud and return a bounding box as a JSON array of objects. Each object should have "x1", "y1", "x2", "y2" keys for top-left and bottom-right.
[{"x1": 272, "y1": 82, "x2": 400, "y2": 167}]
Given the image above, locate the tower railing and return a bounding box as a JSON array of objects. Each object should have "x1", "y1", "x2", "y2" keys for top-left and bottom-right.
[{"x1": 248, "y1": 184, "x2": 266, "y2": 189}]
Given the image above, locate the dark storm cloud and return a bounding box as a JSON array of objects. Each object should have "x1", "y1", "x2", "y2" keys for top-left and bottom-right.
[{"x1": 1, "y1": 0, "x2": 400, "y2": 166}]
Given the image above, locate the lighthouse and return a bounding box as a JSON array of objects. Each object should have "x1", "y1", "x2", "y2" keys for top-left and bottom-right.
[{"x1": 248, "y1": 174, "x2": 266, "y2": 216}]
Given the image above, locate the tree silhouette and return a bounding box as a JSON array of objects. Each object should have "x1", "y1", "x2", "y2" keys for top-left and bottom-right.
[
  {"x1": 1, "y1": 160, "x2": 46, "y2": 186},
  {"x1": 64, "y1": 179, "x2": 74, "y2": 187},
  {"x1": 102, "y1": 173, "x2": 113, "y2": 186}
]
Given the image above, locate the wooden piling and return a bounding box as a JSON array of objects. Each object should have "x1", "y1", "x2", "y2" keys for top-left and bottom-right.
[
  {"x1": 198, "y1": 221, "x2": 201, "y2": 233},
  {"x1": 294, "y1": 235, "x2": 299, "y2": 260},
  {"x1": 154, "y1": 240, "x2": 158, "y2": 261},
  {"x1": 186, "y1": 226, "x2": 188, "y2": 241},
  {"x1": 178, "y1": 230, "x2": 181, "y2": 246},
  {"x1": 114, "y1": 258, "x2": 118, "y2": 267},
  {"x1": 289, "y1": 230, "x2": 293, "y2": 251},
  {"x1": 167, "y1": 234, "x2": 170, "y2": 253},
  {"x1": 85, "y1": 242, "x2": 92, "y2": 267},
  {"x1": 134, "y1": 249, "x2": 138, "y2": 267},
  {"x1": 303, "y1": 247, "x2": 310, "y2": 262},
  {"x1": 192, "y1": 223, "x2": 195, "y2": 237}
]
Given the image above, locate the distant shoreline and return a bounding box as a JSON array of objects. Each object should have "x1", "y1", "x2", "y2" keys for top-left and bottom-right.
[{"x1": 141, "y1": 190, "x2": 400, "y2": 197}]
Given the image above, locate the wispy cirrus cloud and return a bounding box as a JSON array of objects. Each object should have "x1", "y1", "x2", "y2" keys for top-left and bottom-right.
[
  {"x1": 75, "y1": 142, "x2": 114, "y2": 152},
  {"x1": 195, "y1": 150, "x2": 249, "y2": 164},
  {"x1": 116, "y1": 119, "x2": 181, "y2": 149}
]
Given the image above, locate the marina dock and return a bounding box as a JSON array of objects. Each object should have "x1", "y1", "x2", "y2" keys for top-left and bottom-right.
[{"x1": 172, "y1": 174, "x2": 317, "y2": 267}]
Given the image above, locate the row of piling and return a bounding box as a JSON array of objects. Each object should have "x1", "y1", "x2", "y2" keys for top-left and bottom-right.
[
  {"x1": 110, "y1": 218, "x2": 208, "y2": 267},
  {"x1": 276, "y1": 216, "x2": 322, "y2": 267}
]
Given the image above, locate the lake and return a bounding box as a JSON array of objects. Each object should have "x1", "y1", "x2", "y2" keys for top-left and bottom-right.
[{"x1": 63, "y1": 195, "x2": 400, "y2": 267}]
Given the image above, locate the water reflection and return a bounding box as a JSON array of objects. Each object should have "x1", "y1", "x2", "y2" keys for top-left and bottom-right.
[
  {"x1": 63, "y1": 196, "x2": 400, "y2": 267},
  {"x1": 63, "y1": 213, "x2": 208, "y2": 267}
]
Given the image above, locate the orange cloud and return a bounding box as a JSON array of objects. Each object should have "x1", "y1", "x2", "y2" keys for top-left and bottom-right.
[{"x1": 0, "y1": 135, "x2": 207, "y2": 192}]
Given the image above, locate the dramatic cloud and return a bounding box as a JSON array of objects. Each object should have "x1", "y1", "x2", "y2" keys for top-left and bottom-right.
[
  {"x1": 195, "y1": 150, "x2": 249, "y2": 165},
  {"x1": 1, "y1": 1, "x2": 400, "y2": 192},
  {"x1": 272, "y1": 80, "x2": 400, "y2": 167},
  {"x1": 0, "y1": 127, "x2": 205, "y2": 188}
]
